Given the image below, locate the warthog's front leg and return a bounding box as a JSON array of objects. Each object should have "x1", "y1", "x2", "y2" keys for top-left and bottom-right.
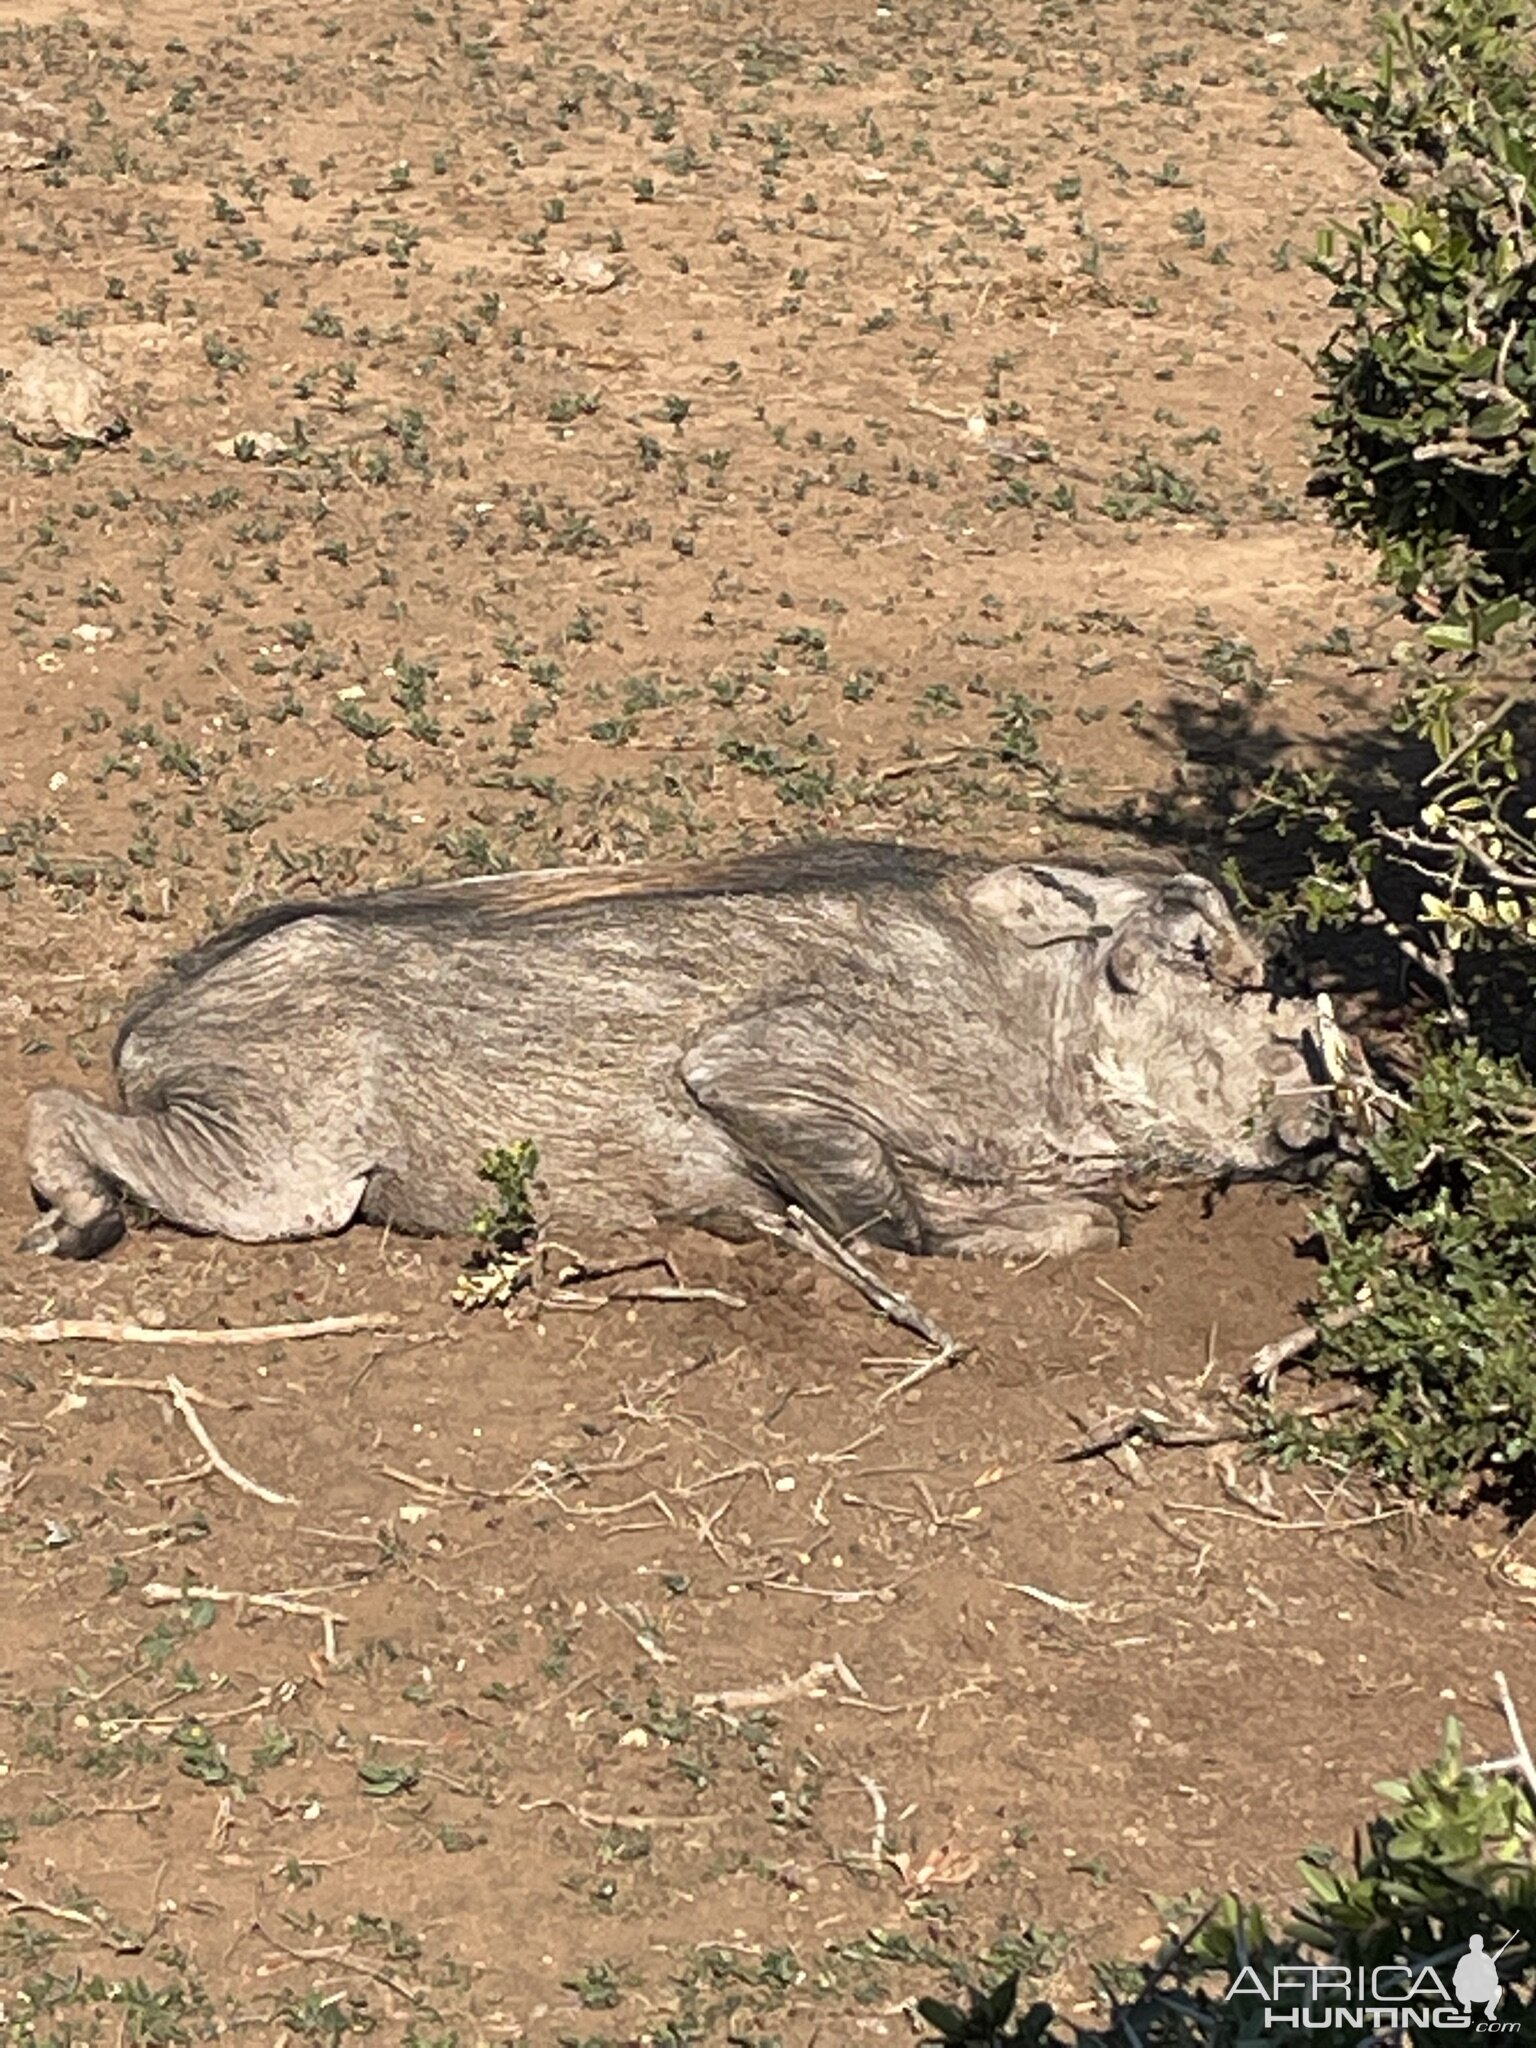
[
  {"x1": 22, "y1": 1086, "x2": 370, "y2": 1257},
  {"x1": 925, "y1": 1198, "x2": 1124, "y2": 1262},
  {"x1": 680, "y1": 1003, "x2": 931, "y2": 1251}
]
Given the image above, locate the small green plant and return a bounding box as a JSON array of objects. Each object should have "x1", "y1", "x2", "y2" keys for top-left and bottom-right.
[
  {"x1": 201, "y1": 332, "x2": 247, "y2": 373},
  {"x1": 333, "y1": 700, "x2": 393, "y2": 741},
  {"x1": 278, "y1": 1987, "x2": 375, "y2": 2040},
  {"x1": 564, "y1": 1960, "x2": 623, "y2": 2010},
  {"x1": 1098, "y1": 450, "x2": 1212, "y2": 524},
  {"x1": 992, "y1": 691, "x2": 1050, "y2": 768},
  {"x1": 918, "y1": 1975, "x2": 1055, "y2": 2046},
  {"x1": 172, "y1": 1717, "x2": 236, "y2": 1787},
  {"x1": 453, "y1": 1141, "x2": 544, "y2": 1309}
]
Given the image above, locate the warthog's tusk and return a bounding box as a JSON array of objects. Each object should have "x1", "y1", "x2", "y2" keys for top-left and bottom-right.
[{"x1": 1313, "y1": 991, "x2": 1399, "y2": 1137}]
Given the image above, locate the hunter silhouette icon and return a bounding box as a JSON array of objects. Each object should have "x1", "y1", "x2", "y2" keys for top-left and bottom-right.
[{"x1": 1453, "y1": 1934, "x2": 1503, "y2": 2018}]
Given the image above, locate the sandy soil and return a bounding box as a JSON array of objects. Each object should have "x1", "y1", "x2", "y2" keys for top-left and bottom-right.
[{"x1": 1, "y1": 0, "x2": 1530, "y2": 2039}]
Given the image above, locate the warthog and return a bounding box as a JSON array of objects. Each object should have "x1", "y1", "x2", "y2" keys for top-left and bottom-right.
[{"x1": 21, "y1": 841, "x2": 1339, "y2": 1263}]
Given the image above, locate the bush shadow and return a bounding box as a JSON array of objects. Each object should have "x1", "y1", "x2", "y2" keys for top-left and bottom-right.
[{"x1": 1059, "y1": 677, "x2": 1536, "y2": 1064}]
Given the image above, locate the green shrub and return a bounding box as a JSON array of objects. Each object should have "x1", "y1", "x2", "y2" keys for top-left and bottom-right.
[
  {"x1": 1223, "y1": 652, "x2": 1536, "y2": 1501},
  {"x1": 1220, "y1": 0, "x2": 1536, "y2": 1505},
  {"x1": 1307, "y1": 0, "x2": 1536, "y2": 618},
  {"x1": 1271, "y1": 1040, "x2": 1536, "y2": 1504},
  {"x1": 919, "y1": 1725, "x2": 1535, "y2": 2045}
]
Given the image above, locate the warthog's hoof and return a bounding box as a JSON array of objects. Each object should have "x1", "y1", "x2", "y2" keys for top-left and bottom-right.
[{"x1": 17, "y1": 1206, "x2": 125, "y2": 1259}]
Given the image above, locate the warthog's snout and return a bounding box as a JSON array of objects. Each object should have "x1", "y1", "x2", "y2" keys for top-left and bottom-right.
[
  {"x1": 1253, "y1": 1011, "x2": 1377, "y2": 1176},
  {"x1": 1260, "y1": 1028, "x2": 1330, "y2": 1146},
  {"x1": 20, "y1": 842, "x2": 1354, "y2": 1264}
]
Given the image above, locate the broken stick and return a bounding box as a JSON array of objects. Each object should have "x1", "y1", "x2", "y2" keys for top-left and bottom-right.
[
  {"x1": 756, "y1": 1204, "x2": 962, "y2": 1354},
  {"x1": 166, "y1": 1376, "x2": 296, "y2": 1506},
  {"x1": 141, "y1": 1580, "x2": 340, "y2": 1664},
  {"x1": 0, "y1": 1312, "x2": 397, "y2": 1347}
]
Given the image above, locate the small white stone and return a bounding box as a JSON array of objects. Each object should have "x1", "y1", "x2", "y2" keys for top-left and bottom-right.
[{"x1": 4, "y1": 346, "x2": 127, "y2": 446}]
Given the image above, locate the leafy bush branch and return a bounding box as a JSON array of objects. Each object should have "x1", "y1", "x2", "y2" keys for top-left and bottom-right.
[
  {"x1": 1307, "y1": 0, "x2": 1536, "y2": 620},
  {"x1": 1215, "y1": 0, "x2": 1536, "y2": 1503},
  {"x1": 920, "y1": 1715, "x2": 1535, "y2": 2045}
]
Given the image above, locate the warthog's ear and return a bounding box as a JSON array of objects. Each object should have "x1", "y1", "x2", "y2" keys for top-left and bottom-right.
[{"x1": 1105, "y1": 875, "x2": 1265, "y2": 995}]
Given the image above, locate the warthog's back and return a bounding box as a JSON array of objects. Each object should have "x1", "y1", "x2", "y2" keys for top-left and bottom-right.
[{"x1": 115, "y1": 840, "x2": 977, "y2": 1055}]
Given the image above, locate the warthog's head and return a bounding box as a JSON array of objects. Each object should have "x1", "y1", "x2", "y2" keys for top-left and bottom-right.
[{"x1": 970, "y1": 862, "x2": 1349, "y2": 1179}]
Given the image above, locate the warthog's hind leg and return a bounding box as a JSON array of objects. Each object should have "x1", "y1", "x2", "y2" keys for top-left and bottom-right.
[
  {"x1": 21, "y1": 1088, "x2": 132, "y2": 1257},
  {"x1": 22, "y1": 1086, "x2": 369, "y2": 1258}
]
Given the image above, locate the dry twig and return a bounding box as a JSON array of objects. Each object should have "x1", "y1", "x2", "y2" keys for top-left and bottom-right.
[
  {"x1": 1064, "y1": 1400, "x2": 1242, "y2": 1461},
  {"x1": 997, "y1": 1579, "x2": 1094, "y2": 1616},
  {"x1": 1248, "y1": 1303, "x2": 1369, "y2": 1393},
  {"x1": 548, "y1": 1248, "x2": 746, "y2": 1312},
  {"x1": 69, "y1": 1371, "x2": 233, "y2": 1407},
  {"x1": 1473, "y1": 1668, "x2": 1536, "y2": 1802},
  {"x1": 756, "y1": 1204, "x2": 962, "y2": 1354},
  {"x1": 141, "y1": 1579, "x2": 342, "y2": 1663},
  {"x1": 596, "y1": 1596, "x2": 675, "y2": 1666},
  {"x1": 855, "y1": 1773, "x2": 890, "y2": 1862},
  {"x1": 693, "y1": 1656, "x2": 865, "y2": 1714},
  {"x1": 0, "y1": 1312, "x2": 396, "y2": 1347},
  {"x1": 2, "y1": 1888, "x2": 97, "y2": 1930},
  {"x1": 167, "y1": 1375, "x2": 295, "y2": 1506},
  {"x1": 871, "y1": 1344, "x2": 963, "y2": 1406},
  {"x1": 253, "y1": 1921, "x2": 425, "y2": 2006},
  {"x1": 518, "y1": 1797, "x2": 723, "y2": 1829},
  {"x1": 1162, "y1": 1500, "x2": 1410, "y2": 1533}
]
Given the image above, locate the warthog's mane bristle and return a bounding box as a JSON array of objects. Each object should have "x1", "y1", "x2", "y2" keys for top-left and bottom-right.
[{"x1": 114, "y1": 842, "x2": 972, "y2": 1059}]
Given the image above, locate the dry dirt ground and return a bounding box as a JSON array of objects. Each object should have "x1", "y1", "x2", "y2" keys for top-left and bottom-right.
[{"x1": 0, "y1": 0, "x2": 1532, "y2": 2040}]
